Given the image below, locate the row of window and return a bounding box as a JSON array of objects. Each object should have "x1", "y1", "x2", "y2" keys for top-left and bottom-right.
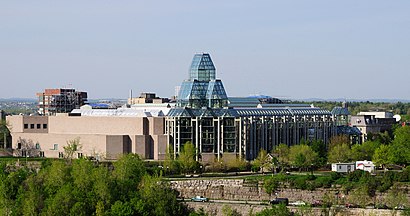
[{"x1": 24, "y1": 123, "x2": 48, "y2": 129}]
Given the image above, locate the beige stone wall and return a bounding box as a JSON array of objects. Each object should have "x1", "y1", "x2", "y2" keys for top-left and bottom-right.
[
  {"x1": 48, "y1": 115, "x2": 147, "y2": 135},
  {"x1": 7, "y1": 115, "x2": 168, "y2": 160},
  {"x1": 9, "y1": 133, "x2": 108, "y2": 158}
]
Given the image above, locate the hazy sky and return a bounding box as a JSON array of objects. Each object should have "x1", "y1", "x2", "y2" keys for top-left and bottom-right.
[{"x1": 1, "y1": 1, "x2": 409, "y2": 100}]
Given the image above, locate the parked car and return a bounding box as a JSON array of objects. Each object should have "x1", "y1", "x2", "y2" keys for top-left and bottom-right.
[
  {"x1": 289, "y1": 200, "x2": 306, "y2": 206},
  {"x1": 269, "y1": 198, "x2": 289, "y2": 205},
  {"x1": 191, "y1": 196, "x2": 209, "y2": 202}
]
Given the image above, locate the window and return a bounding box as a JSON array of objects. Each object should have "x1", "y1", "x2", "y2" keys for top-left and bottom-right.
[
  {"x1": 43, "y1": 124, "x2": 47, "y2": 129},
  {"x1": 17, "y1": 143, "x2": 22, "y2": 149},
  {"x1": 30, "y1": 124, "x2": 34, "y2": 129},
  {"x1": 53, "y1": 144, "x2": 58, "y2": 150},
  {"x1": 37, "y1": 124, "x2": 41, "y2": 129},
  {"x1": 39, "y1": 151, "x2": 45, "y2": 157},
  {"x1": 35, "y1": 143, "x2": 40, "y2": 149},
  {"x1": 24, "y1": 124, "x2": 28, "y2": 129},
  {"x1": 78, "y1": 153, "x2": 83, "y2": 158},
  {"x1": 58, "y1": 152, "x2": 64, "y2": 158}
]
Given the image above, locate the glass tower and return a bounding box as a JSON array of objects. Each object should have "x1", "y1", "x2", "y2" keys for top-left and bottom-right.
[{"x1": 177, "y1": 53, "x2": 228, "y2": 108}]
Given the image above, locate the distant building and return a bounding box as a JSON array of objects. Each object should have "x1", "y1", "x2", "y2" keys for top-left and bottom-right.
[
  {"x1": 128, "y1": 92, "x2": 170, "y2": 105},
  {"x1": 331, "y1": 102, "x2": 362, "y2": 144},
  {"x1": 37, "y1": 88, "x2": 88, "y2": 116},
  {"x1": 351, "y1": 111, "x2": 396, "y2": 142},
  {"x1": 7, "y1": 108, "x2": 167, "y2": 160}
]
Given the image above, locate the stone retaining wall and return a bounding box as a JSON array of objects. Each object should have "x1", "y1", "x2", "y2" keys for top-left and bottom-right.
[
  {"x1": 187, "y1": 202, "x2": 402, "y2": 216},
  {"x1": 170, "y1": 179, "x2": 410, "y2": 206}
]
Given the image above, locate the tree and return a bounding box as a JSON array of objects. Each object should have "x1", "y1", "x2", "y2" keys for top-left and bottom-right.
[
  {"x1": 328, "y1": 143, "x2": 351, "y2": 163},
  {"x1": 351, "y1": 141, "x2": 380, "y2": 161},
  {"x1": 163, "y1": 145, "x2": 180, "y2": 174},
  {"x1": 15, "y1": 137, "x2": 39, "y2": 157},
  {"x1": 0, "y1": 120, "x2": 11, "y2": 149},
  {"x1": 252, "y1": 150, "x2": 272, "y2": 173},
  {"x1": 372, "y1": 144, "x2": 391, "y2": 169},
  {"x1": 274, "y1": 144, "x2": 290, "y2": 172},
  {"x1": 329, "y1": 135, "x2": 350, "y2": 149},
  {"x1": 385, "y1": 184, "x2": 409, "y2": 209},
  {"x1": 309, "y1": 139, "x2": 327, "y2": 166},
  {"x1": 289, "y1": 144, "x2": 318, "y2": 171},
  {"x1": 255, "y1": 203, "x2": 292, "y2": 216},
  {"x1": 64, "y1": 137, "x2": 82, "y2": 161},
  {"x1": 177, "y1": 142, "x2": 198, "y2": 174},
  {"x1": 388, "y1": 126, "x2": 410, "y2": 165}
]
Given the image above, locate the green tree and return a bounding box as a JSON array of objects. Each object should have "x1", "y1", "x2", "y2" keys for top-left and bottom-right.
[
  {"x1": 0, "y1": 119, "x2": 10, "y2": 149},
  {"x1": 289, "y1": 144, "x2": 318, "y2": 171},
  {"x1": 64, "y1": 137, "x2": 82, "y2": 161},
  {"x1": 372, "y1": 144, "x2": 391, "y2": 169},
  {"x1": 274, "y1": 143, "x2": 290, "y2": 172},
  {"x1": 252, "y1": 150, "x2": 272, "y2": 173},
  {"x1": 385, "y1": 184, "x2": 409, "y2": 209},
  {"x1": 112, "y1": 154, "x2": 146, "y2": 200},
  {"x1": 255, "y1": 203, "x2": 292, "y2": 216},
  {"x1": 133, "y1": 175, "x2": 189, "y2": 216},
  {"x1": 163, "y1": 145, "x2": 180, "y2": 174},
  {"x1": 351, "y1": 141, "x2": 380, "y2": 161},
  {"x1": 328, "y1": 143, "x2": 351, "y2": 163},
  {"x1": 177, "y1": 141, "x2": 198, "y2": 174},
  {"x1": 388, "y1": 126, "x2": 410, "y2": 165},
  {"x1": 309, "y1": 139, "x2": 327, "y2": 166}
]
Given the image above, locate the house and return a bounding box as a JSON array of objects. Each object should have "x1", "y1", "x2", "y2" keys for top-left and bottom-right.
[{"x1": 331, "y1": 163, "x2": 356, "y2": 173}]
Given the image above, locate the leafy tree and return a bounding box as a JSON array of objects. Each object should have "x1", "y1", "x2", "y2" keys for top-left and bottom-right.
[
  {"x1": 309, "y1": 139, "x2": 327, "y2": 166},
  {"x1": 177, "y1": 141, "x2": 199, "y2": 174},
  {"x1": 289, "y1": 144, "x2": 317, "y2": 171},
  {"x1": 372, "y1": 144, "x2": 391, "y2": 169},
  {"x1": 328, "y1": 143, "x2": 351, "y2": 163},
  {"x1": 347, "y1": 185, "x2": 371, "y2": 208},
  {"x1": 110, "y1": 200, "x2": 134, "y2": 216},
  {"x1": 0, "y1": 119, "x2": 11, "y2": 149},
  {"x1": 64, "y1": 137, "x2": 82, "y2": 161},
  {"x1": 255, "y1": 203, "x2": 292, "y2": 216},
  {"x1": 133, "y1": 175, "x2": 189, "y2": 216},
  {"x1": 15, "y1": 137, "x2": 39, "y2": 157},
  {"x1": 112, "y1": 154, "x2": 146, "y2": 200},
  {"x1": 264, "y1": 177, "x2": 280, "y2": 195},
  {"x1": 329, "y1": 135, "x2": 350, "y2": 149},
  {"x1": 388, "y1": 126, "x2": 410, "y2": 165},
  {"x1": 163, "y1": 145, "x2": 180, "y2": 174},
  {"x1": 385, "y1": 184, "x2": 409, "y2": 209},
  {"x1": 252, "y1": 150, "x2": 272, "y2": 173},
  {"x1": 274, "y1": 143, "x2": 290, "y2": 172},
  {"x1": 351, "y1": 141, "x2": 380, "y2": 161}
]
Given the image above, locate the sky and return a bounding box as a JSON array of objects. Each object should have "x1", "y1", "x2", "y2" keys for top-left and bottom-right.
[{"x1": 1, "y1": 1, "x2": 409, "y2": 100}]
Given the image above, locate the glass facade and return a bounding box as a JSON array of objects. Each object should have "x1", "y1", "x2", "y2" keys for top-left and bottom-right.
[
  {"x1": 177, "y1": 53, "x2": 228, "y2": 108},
  {"x1": 167, "y1": 53, "x2": 336, "y2": 161}
]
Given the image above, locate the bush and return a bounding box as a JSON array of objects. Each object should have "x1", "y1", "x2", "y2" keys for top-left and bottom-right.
[
  {"x1": 293, "y1": 177, "x2": 308, "y2": 190},
  {"x1": 347, "y1": 170, "x2": 368, "y2": 182},
  {"x1": 315, "y1": 176, "x2": 333, "y2": 188},
  {"x1": 330, "y1": 172, "x2": 342, "y2": 181}
]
